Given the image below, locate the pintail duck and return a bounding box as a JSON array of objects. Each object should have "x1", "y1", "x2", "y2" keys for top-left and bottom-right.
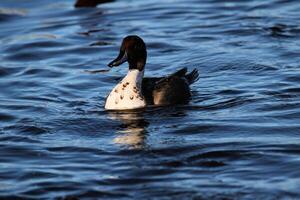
[{"x1": 105, "y1": 35, "x2": 199, "y2": 110}]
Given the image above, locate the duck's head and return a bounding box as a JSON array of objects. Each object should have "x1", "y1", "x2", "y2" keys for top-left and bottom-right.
[{"x1": 108, "y1": 35, "x2": 147, "y2": 71}]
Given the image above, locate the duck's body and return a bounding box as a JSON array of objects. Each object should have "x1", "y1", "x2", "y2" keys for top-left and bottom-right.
[
  {"x1": 104, "y1": 35, "x2": 199, "y2": 110},
  {"x1": 142, "y1": 67, "x2": 198, "y2": 106}
]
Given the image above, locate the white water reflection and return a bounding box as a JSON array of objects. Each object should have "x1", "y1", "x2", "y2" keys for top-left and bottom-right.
[{"x1": 107, "y1": 110, "x2": 148, "y2": 149}]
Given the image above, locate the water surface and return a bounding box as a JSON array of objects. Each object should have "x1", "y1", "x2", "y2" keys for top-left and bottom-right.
[{"x1": 1, "y1": 0, "x2": 300, "y2": 199}]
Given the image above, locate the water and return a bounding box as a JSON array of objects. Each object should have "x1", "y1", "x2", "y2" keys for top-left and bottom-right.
[{"x1": 1, "y1": 0, "x2": 300, "y2": 199}]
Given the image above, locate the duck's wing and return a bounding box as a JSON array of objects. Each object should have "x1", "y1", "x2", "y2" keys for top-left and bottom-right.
[
  {"x1": 142, "y1": 77, "x2": 161, "y2": 104},
  {"x1": 141, "y1": 68, "x2": 187, "y2": 104},
  {"x1": 142, "y1": 68, "x2": 199, "y2": 105}
]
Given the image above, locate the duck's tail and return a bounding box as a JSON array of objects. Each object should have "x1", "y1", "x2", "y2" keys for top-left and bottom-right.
[
  {"x1": 170, "y1": 67, "x2": 199, "y2": 85},
  {"x1": 185, "y1": 68, "x2": 199, "y2": 85},
  {"x1": 163, "y1": 67, "x2": 199, "y2": 85}
]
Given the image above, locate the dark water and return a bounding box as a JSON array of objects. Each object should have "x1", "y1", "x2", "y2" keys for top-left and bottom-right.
[{"x1": 1, "y1": 0, "x2": 300, "y2": 199}]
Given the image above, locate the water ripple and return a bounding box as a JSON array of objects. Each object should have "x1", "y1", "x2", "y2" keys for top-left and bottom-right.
[{"x1": 1, "y1": 0, "x2": 300, "y2": 199}]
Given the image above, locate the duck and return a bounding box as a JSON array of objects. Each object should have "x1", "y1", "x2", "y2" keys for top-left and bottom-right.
[
  {"x1": 74, "y1": 0, "x2": 114, "y2": 7},
  {"x1": 104, "y1": 35, "x2": 199, "y2": 110}
]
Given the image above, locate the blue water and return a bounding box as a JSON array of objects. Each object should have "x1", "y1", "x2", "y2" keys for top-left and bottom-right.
[{"x1": 1, "y1": 0, "x2": 300, "y2": 199}]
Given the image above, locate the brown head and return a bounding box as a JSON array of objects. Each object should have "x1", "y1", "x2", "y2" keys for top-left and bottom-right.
[{"x1": 108, "y1": 35, "x2": 147, "y2": 71}]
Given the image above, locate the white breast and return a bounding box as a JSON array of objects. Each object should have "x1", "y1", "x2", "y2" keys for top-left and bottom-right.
[{"x1": 105, "y1": 69, "x2": 146, "y2": 110}]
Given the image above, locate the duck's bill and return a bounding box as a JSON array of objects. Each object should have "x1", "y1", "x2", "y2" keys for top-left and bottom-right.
[{"x1": 108, "y1": 51, "x2": 127, "y2": 67}]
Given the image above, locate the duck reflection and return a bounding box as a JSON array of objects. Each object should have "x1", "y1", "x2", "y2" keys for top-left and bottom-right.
[{"x1": 107, "y1": 110, "x2": 149, "y2": 149}]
